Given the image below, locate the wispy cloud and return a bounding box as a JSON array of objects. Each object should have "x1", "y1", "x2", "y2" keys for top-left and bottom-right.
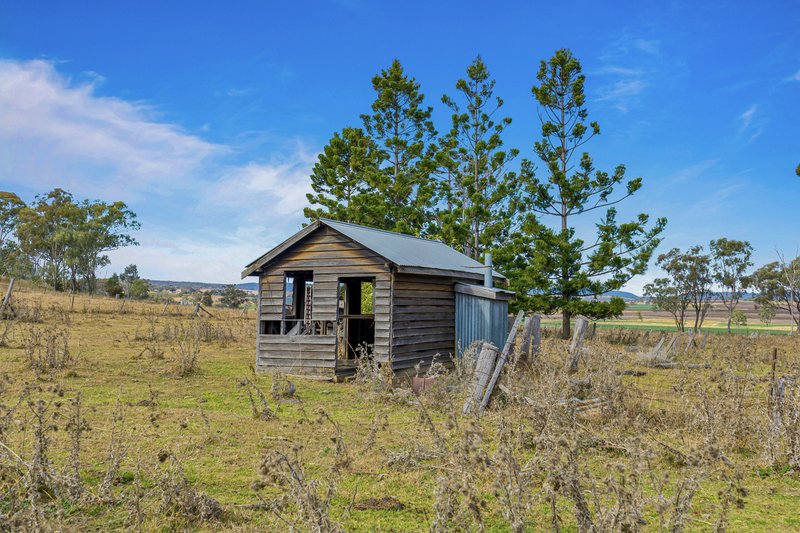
[
  {"x1": 594, "y1": 31, "x2": 665, "y2": 112},
  {"x1": 597, "y1": 79, "x2": 648, "y2": 107},
  {"x1": 666, "y1": 159, "x2": 719, "y2": 183},
  {"x1": 204, "y1": 148, "x2": 315, "y2": 219},
  {"x1": 0, "y1": 59, "x2": 222, "y2": 197},
  {"x1": 634, "y1": 39, "x2": 661, "y2": 55},
  {"x1": 793, "y1": 69, "x2": 800, "y2": 81},
  {"x1": 0, "y1": 58, "x2": 317, "y2": 283},
  {"x1": 738, "y1": 104, "x2": 758, "y2": 133},
  {"x1": 687, "y1": 180, "x2": 747, "y2": 216}
]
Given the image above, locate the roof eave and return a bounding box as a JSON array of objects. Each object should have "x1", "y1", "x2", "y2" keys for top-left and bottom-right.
[
  {"x1": 395, "y1": 264, "x2": 506, "y2": 282},
  {"x1": 240, "y1": 220, "x2": 322, "y2": 279}
]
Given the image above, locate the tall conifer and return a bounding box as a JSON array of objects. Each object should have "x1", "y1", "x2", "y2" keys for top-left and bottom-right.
[{"x1": 517, "y1": 49, "x2": 666, "y2": 337}]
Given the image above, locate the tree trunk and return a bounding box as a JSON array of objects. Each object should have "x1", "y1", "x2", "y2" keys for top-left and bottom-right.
[{"x1": 562, "y1": 310, "x2": 571, "y2": 340}]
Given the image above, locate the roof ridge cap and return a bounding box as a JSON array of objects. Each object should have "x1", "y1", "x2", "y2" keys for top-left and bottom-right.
[{"x1": 319, "y1": 218, "x2": 446, "y2": 244}]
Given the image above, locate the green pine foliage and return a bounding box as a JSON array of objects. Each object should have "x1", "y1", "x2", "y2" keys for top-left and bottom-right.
[
  {"x1": 435, "y1": 56, "x2": 520, "y2": 263},
  {"x1": 303, "y1": 127, "x2": 379, "y2": 224},
  {"x1": 303, "y1": 52, "x2": 666, "y2": 335},
  {"x1": 510, "y1": 49, "x2": 666, "y2": 337},
  {"x1": 359, "y1": 60, "x2": 438, "y2": 235}
]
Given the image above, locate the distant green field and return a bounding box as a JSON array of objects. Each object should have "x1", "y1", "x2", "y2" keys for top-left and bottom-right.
[
  {"x1": 539, "y1": 319, "x2": 791, "y2": 336},
  {"x1": 625, "y1": 303, "x2": 655, "y2": 311}
]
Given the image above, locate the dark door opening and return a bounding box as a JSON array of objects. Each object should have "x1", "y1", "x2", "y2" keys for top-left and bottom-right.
[{"x1": 337, "y1": 277, "x2": 375, "y2": 360}]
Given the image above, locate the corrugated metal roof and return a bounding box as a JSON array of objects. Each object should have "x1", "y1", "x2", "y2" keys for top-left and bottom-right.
[
  {"x1": 242, "y1": 218, "x2": 508, "y2": 281},
  {"x1": 319, "y1": 219, "x2": 506, "y2": 280}
]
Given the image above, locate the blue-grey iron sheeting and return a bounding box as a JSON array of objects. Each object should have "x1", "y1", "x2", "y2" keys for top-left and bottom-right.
[{"x1": 455, "y1": 290, "x2": 509, "y2": 357}]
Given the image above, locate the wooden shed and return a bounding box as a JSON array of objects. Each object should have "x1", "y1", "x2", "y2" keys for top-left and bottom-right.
[{"x1": 241, "y1": 219, "x2": 513, "y2": 378}]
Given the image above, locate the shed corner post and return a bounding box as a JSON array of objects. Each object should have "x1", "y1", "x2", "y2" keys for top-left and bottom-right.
[
  {"x1": 388, "y1": 265, "x2": 395, "y2": 368},
  {"x1": 254, "y1": 272, "x2": 262, "y2": 372}
]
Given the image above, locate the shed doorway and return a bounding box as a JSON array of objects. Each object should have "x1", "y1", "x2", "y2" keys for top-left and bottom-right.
[{"x1": 337, "y1": 277, "x2": 375, "y2": 362}]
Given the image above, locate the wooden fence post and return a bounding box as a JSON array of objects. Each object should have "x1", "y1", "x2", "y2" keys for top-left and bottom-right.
[
  {"x1": 519, "y1": 317, "x2": 534, "y2": 363},
  {"x1": 0, "y1": 277, "x2": 15, "y2": 318},
  {"x1": 477, "y1": 311, "x2": 524, "y2": 415},
  {"x1": 567, "y1": 317, "x2": 589, "y2": 373},
  {"x1": 463, "y1": 342, "x2": 495, "y2": 415},
  {"x1": 769, "y1": 347, "x2": 778, "y2": 419},
  {"x1": 531, "y1": 314, "x2": 541, "y2": 361}
]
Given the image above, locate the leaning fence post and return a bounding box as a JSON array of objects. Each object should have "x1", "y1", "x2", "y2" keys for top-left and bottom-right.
[
  {"x1": 0, "y1": 277, "x2": 15, "y2": 318},
  {"x1": 477, "y1": 311, "x2": 524, "y2": 415}
]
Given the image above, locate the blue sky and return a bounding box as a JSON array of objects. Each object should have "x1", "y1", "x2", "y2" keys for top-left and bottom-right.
[{"x1": 0, "y1": 1, "x2": 798, "y2": 293}]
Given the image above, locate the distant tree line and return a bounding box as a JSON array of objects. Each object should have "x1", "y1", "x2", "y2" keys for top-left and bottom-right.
[
  {"x1": 644, "y1": 239, "x2": 800, "y2": 333},
  {"x1": 0, "y1": 188, "x2": 140, "y2": 293},
  {"x1": 304, "y1": 50, "x2": 667, "y2": 338},
  {"x1": 105, "y1": 264, "x2": 149, "y2": 300}
]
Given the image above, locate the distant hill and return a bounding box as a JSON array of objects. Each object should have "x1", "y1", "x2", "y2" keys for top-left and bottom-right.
[
  {"x1": 146, "y1": 279, "x2": 259, "y2": 291},
  {"x1": 606, "y1": 290, "x2": 642, "y2": 300},
  {"x1": 579, "y1": 290, "x2": 642, "y2": 301}
]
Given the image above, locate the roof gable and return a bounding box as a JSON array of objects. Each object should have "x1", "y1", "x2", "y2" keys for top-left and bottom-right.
[{"x1": 242, "y1": 219, "x2": 505, "y2": 281}]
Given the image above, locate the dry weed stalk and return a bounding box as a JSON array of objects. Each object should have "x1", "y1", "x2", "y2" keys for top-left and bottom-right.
[
  {"x1": 99, "y1": 397, "x2": 129, "y2": 502},
  {"x1": 171, "y1": 322, "x2": 201, "y2": 376},
  {"x1": 21, "y1": 324, "x2": 71, "y2": 376},
  {"x1": 158, "y1": 454, "x2": 224, "y2": 522},
  {"x1": 239, "y1": 374, "x2": 275, "y2": 420},
  {"x1": 253, "y1": 411, "x2": 351, "y2": 532}
]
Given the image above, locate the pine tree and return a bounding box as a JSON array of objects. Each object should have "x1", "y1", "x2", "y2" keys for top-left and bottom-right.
[
  {"x1": 360, "y1": 60, "x2": 437, "y2": 234},
  {"x1": 520, "y1": 49, "x2": 666, "y2": 338},
  {"x1": 436, "y1": 56, "x2": 520, "y2": 261},
  {"x1": 304, "y1": 127, "x2": 379, "y2": 224}
]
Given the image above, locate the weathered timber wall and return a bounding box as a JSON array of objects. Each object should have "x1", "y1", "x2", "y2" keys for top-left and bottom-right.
[
  {"x1": 257, "y1": 226, "x2": 392, "y2": 363},
  {"x1": 256, "y1": 334, "x2": 337, "y2": 375},
  {"x1": 390, "y1": 273, "x2": 456, "y2": 370}
]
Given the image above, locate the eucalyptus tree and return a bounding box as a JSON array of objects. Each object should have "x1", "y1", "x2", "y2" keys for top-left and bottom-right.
[
  {"x1": 752, "y1": 253, "x2": 800, "y2": 333},
  {"x1": 0, "y1": 192, "x2": 25, "y2": 276},
  {"x1": 710, "y1": 238, "x2": 753, "y2": 333},
  {"x1": 16, "y1": 188, "x2": 81, "y2": 290},
  {"x1": 3, "y1": 189, "x2": 139, "y2": 291},
  {"x1": 646, "y1": 246, "x2": 714, "y2": 332},
  {"x1": 643, "y1": 277, "x2": 690, "y2": 332},
  {"x1": 517, "y1": 49, "x2": 666, "y2": 337}
]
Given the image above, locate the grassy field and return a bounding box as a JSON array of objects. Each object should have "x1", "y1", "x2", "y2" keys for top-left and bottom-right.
[{"x1": 1, "y1": 285, "x2": 800, "y2": 531}]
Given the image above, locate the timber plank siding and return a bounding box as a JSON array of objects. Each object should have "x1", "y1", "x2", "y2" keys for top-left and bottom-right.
[
  {"x1": 390, "y1": 273, "x2": 456, "y2": 370},
  {"x1": 256, "y1": 335, "x2": 338, "y2": 377}
]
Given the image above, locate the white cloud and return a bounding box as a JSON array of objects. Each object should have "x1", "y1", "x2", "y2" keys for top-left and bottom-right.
[
  {"x1": 0, "y1": 59, "x2": 222, "y2": 197},
  {"x1": 738, "y1": 104, "x2": 758, "y2": 133},
  {"x1": 598, "y1": 79, "x2": 647, "y2": 102},
  {"x1": 793, "y1": 69, "x2": 800, "y2": 81},
  {"x1": 0, "y1": 58, "x2": 319, "y2": 283},
  {"x1": 666, "y1": 159, "x2": 719, "y2": 183},
  {"x1": 206, "y1": 148, "x2": 315, "y2": 218},
  {"x1": 595, "y1": 32, "x2": 665, "y2": 112},
  {"x1": 634, "y1": 39, "x2": 661, "y2": 55}
]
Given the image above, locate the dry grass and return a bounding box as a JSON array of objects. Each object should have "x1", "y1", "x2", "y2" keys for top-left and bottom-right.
[{"x1": 0, "y1": 283, "x2": 799, "y2": 531}]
